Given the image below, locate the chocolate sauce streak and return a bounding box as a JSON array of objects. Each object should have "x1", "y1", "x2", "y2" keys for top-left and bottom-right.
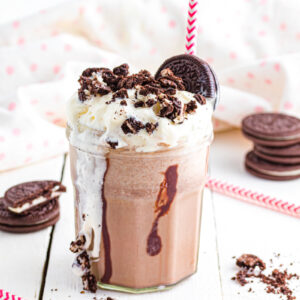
[
  {"x1": 101, "y1": 158, "x2": 112, "y2": 283},
  {"x1": 147, "y1": 164, "x2": 178, "y2": 256}
]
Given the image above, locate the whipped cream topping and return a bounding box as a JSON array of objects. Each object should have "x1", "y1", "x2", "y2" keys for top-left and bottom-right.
[{"x1": 67, "y1": 65, "x2": 214, "y2": 153}]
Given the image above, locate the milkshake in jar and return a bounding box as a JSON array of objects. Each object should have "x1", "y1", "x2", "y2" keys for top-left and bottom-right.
[{"x1": 67, "y1": 55, "x2": 218, "y2": 293}]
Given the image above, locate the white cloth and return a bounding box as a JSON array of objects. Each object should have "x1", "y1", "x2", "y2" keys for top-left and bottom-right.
[{"x1": 1, "y1": 0, "x2": 300, "y2": 171}]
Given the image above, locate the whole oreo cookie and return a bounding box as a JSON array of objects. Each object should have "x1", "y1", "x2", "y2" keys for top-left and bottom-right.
[
  {"x1": 255, "y1": 143, "x2": 300, "y2": 157},
  {"x1": 245, "y1": 151, "x2": 300, "y2": 181},
  {"x1": 0, "y1": 197, "x2": 60, "y2": 233},
  {"x1": 155, "y1": 54, "x2": 219, "y2": 101},
  {"x1": 254, "y1": 146, "x2": 300, "y2": 165},
  {"x1": 242, "y1": 113, "x2": 300, "y2": 147}
]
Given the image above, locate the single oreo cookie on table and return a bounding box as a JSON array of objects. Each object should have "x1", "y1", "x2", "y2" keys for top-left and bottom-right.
[
  {"x1": 242, "y1": 113, "x2": 300, "y2": 147},
  {"x1": 0, "y1": 197, "x2": 60, "y2": 233},
  {"x1": 245, "y1": 151, "x2": 300, "y2": 181},
  {"x1": 254, "y1": 145, "x2": 300, "y2": 165},
  {"x1": 155, "y1": 54, "x2": 219, "y2": 108},
  {"x1": 5, "y1": 180, "x2": 66, "y2": 215}
]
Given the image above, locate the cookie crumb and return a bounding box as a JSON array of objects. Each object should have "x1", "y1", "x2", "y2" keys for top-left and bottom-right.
[{"x1": 233, "y1": 254, "x2": 299, "y2": 300}]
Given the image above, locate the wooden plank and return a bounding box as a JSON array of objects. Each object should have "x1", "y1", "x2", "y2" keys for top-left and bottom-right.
[
  {"x1": 43, "y1": 158, "x2": 222, "y2": 299},
  {"x1": 0, "y1": 156, "x2": 64, "y2": 300},
  {"x1": 210, "y1": 130, "x2": 300, "y2": 299}
]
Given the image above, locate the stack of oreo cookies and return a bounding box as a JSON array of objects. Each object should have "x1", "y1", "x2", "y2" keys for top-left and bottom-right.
[
  {"x1": 0, "y1": 181, "x2": 66, "y2": 233},
  {"x1": 242, "y1": 113, "x2": 300, "y2": 181}
]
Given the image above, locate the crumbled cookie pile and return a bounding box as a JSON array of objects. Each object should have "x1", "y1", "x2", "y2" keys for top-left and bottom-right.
[{"x1": 233, "y1": 254, "x2": 299, "y2": 300}]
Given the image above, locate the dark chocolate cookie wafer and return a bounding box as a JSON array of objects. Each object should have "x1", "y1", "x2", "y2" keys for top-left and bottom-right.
[
  {"x1": 0, "y1": 213, "x2": 60, "y2": 233},
  {"x1": 255, "y1": 143, "x2": 300, "y2": 157},
  {"x1": 5, "y1": 180, "x2": 65, "y2": 215},
  {"x1": 245, "y1": 151, "x2": 300, "y2": 181},
  {"x1": 254, "y1": 146, "x2": 300, "y2": 164},
  {"x1": 0, "y1": 197, "x2": 60, "y2": 228},
  {"x1": 242, "y1": 113, "x2": 300, "y2": 147},
  {"x1": 155, "y1": 54, "x2": 219, "y2": 104}
]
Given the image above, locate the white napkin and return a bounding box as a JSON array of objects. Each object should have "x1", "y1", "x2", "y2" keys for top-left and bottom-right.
[{"x1": 1, "y1": 0, "x2": 300, "y2": 171}]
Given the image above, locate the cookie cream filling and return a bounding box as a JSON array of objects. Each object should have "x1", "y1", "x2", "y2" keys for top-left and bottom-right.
[
  {"x1": 257, "y1": 168, "x2": 300, "y2": 176},
  {"x1": 8, "y1": 187, "x2": 62, "y2": 214}
]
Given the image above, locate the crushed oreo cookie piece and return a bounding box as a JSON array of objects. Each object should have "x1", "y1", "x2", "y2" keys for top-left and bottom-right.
[
  {"x1": 113, "y1": 63, "x2": 129, "y2": 77},
  {"x1": 121, "y1": 118, "x2": 145, "y2": 134},
  {"x1": 102, "y1": 69, "x2": 120, "y2": 91},
  {"x1": 159, "y1": 96, "x2": 182, "y2": 121},
  {"x1": 185, "y1": 100, "x2": 198, "y2": 114},
  {"x1": 75, "y1": 250, "x2": 91, "y2": 271},
  {"x1": 233, "y1": 254, "x2": 299, "y2": 300},
  {"x1": 117, "y1": 75, "x2": 138, "y2": 89},
  {"x1": 236, "y1": 269, "x2": 248, "y2": 286},
  {"x1": 134, "y1": 101, "x2": 145, "y2": 108},
  {"x1": 78, "y1": 72, "x2": 111, "y2": 102},
  {"x1": 164, "y1": 88, "x2": 177, "y2": 96},
  {"x1": 157, "y1": 68, "x2": 185, "y2": 90},
  {"x1": 158, "y1": 77, "x2": 178, "y2": 90},
  {"x1": 236, "y1": 254, "x2": 266, "y2": 270},
  {"x1": 146, "y1": 98, "x2": 157, "y2": 107},
  {"x1": 139, "y1": 85, "x2": 161, "y2": 96},
  {"x1": 112, "y1": 88, "x2": 128, "y2": 100},
  {"x1": 82, "y1": 272, "x2": 97, "y2": 293},
  {"x1": 70, "y1": 235, "x2": 86, "y2": 253},
  {"x1": 107, "y1": 140, "x2": 118, "y2": 149},
  {"x1": 145, "y1": 122, "x2": 158, "y2": 134},
  {"x1": 120, "y1": 100, "x2": 127, "y2": 106},
  {"x1": 81, "y1": 68, "x2": 101, "y2": 77},
  {"x1": 159, "y1": 97, "x2": 173, "y2": 118},
  {"x1": 194, "y1": 93, "x2": 206, "y2": 105}
]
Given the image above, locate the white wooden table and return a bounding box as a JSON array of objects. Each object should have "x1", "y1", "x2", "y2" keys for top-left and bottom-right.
[{"x1": 1, "y1": 130, "x2": 300, "y2": 300}]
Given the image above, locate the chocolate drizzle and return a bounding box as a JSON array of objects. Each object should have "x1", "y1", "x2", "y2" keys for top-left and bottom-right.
[
  {"x1": 101, "y1": 158, "x2": 112, "y2": 283},
  {"x1": 146, "y1": 165, "x2": 178, "y2": 256}
]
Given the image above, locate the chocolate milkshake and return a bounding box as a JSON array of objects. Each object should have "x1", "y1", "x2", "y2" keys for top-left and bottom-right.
[{"x1": 67, "y1": 57, "x2": 216, "y2": 293}]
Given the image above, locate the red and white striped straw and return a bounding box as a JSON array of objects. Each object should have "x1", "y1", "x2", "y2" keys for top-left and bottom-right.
[
  {"x1": 0, "y1": 289, "x2": 24, "y2": 300},
  {"x1": 185, "y1": 0, "x2": 199, "y2": 55},
  {"x1": 205, "y1": 177, "x2": 300, "y2": 218}
]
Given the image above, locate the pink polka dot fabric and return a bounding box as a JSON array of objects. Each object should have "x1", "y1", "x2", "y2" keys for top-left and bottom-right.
[{"x1": 0, "y1": 0, "x2": 300, "y2": 171}]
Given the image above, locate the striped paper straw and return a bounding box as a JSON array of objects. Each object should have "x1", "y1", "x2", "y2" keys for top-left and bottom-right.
[
  {"x1": 185, "y1": 0, "x2": 199, "y2": 55},
  {"x1": 205, "y1": 177, "x2": 300, "y2": 218},
  {"x1": 0, "y1": 289, "x2": 25, "y2": 300}
]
